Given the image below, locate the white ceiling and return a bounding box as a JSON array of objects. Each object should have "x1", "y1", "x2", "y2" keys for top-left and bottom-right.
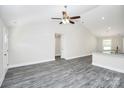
[
  {"x1": 82, "y1": 5, "x2": 124, "y2": 37},
  {"x1": 0, "y1": 5, "x2": 97, "y2": 26},
  {"x1": 0, "y1": 5, "x2": 124, "y2": 37}
]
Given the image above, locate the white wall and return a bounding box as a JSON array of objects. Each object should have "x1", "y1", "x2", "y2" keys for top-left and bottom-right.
[
  {"x1": 9, "y1": 21, "x2": 97, "y2": 68},
  {"x1": 96, "y1": 36, "x2": 123, "y2": 52}
]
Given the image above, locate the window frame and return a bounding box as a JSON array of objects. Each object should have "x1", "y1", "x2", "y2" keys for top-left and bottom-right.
[{"x1": 102, "y1": 39, "x2": 112, "y2": 51}]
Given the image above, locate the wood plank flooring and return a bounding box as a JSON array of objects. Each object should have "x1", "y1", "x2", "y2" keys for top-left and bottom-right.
[{"x1": 1, "y1": 56, "x2": 124, "y2": 88}]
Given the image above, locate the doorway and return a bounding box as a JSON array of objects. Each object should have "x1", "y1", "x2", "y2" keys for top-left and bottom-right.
[{"x1": 55, "y1": 33, "x2": 62, "y2": 60}]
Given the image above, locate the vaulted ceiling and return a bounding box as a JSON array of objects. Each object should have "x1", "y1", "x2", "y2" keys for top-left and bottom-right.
[
  {"x1": 82, "y1": 5, "x2": 124, "y2": 37},
  {"x1": 0, "y1": 5, "x2": 124, "y2": 37}
]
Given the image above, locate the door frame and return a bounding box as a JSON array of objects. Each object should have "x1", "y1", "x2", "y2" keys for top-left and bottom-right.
[{"x1": 54, "y1": 33, "x2": 65, "y2": 59}]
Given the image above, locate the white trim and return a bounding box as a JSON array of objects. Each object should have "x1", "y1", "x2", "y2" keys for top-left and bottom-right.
[
  {"x1": 92, "y1": 63, "x2": 124, "y2": 73},
  {"x1": 65, "y1": 54, "x2": 92, "y2": 60},
  {"x1": 8, "y1": 59, "x2": 55, "y2": 69},
  {"x1": 8, "y1": 54, "x2": 92, "y2": 69},
  {"x1": 55, "y1": 54, "x2": 61, "y2": 56}
]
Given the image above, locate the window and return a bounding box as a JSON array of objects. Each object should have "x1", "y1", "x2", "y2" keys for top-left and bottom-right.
[{"x1": 103, "y1": 39, "x2": 112, "y2": 51}]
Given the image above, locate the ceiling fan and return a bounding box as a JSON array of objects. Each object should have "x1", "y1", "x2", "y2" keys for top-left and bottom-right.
[{"x1": 51, "y1": 6, "x2": 81, "y2": 24}]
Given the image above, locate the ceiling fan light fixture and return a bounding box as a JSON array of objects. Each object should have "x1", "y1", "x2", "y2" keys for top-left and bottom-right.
[
  {"x1": 62, "y1": 19, "x2": 69, "y2": 24},
  {"x1": 62, "y1": 19, "x2": 66, "y2": 24},
  {"x1": 65, "y1": 19, "x2": 69, "y2": 23},
  {"x1": 51, "y1": 6, "x2": 80, "y2": 24}
]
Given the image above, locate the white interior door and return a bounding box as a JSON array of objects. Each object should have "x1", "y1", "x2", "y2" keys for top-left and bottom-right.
[
  {"x1": 0, "y1": 20, "x2": 8, "y2": 86},
  {"x1": 123, "y1": 38, "x2": 124, "y2": 53},
  {"x1": 3, "y1": 27, "x2": 8, "y2": 73},
  {"x1": 0, "y1": 25, "x2": 3, "y2": 84},
  {"x1": 0, "y1": 52, "x2": 3, "y2": 85}
]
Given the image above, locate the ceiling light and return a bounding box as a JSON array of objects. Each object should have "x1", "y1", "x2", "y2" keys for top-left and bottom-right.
[
  {"x1": 108, "y1": 27, "x2": 111, "y2": 30},
  {"x1": 102, "y1": 17, "x2": 105, "y2": 20}
]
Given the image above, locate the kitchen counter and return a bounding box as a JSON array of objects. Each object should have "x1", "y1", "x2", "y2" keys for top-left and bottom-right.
[{"x1": 92, "y1": 52, "x2": 124, "y2": 73}]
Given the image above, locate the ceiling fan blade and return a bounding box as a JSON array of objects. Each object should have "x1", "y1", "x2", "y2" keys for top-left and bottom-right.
[
  {"x1": 70, "y1": 16, "x2": 80, "y2": 19},
  {"x1": 59, "y1": 22, "x2": 63, "y2": 24},
  {"x1": 69, "y1": 20, "x2": 75, "y2": 24},
  {"x1": 51, "y1": 18, "x2": 62, "y2": 20}
]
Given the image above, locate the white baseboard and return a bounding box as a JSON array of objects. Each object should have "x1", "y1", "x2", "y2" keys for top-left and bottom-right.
[
  {"x1": 8, "y1": 59, "x2": 55, "y2": 69},
  {"x1": 55, "y1": 54, "x2": 61, "y2": 56},
  {"x1": 65, "y1": 54, "x2": 92, "y2": 60},
  {"x1": 55, "y1": 55, "x2": 61, "y2": 56},
  {"x1": 8, "y1": 54, "x2": 92, "y2": 69},
  {"x1": 92, "y1": 63, "x2": 124, "y2": 73}
]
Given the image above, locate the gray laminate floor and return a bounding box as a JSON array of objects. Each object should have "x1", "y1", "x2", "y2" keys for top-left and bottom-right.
[{"x1": 1, "y1": 56, "x2": 124, "y2": 88}]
